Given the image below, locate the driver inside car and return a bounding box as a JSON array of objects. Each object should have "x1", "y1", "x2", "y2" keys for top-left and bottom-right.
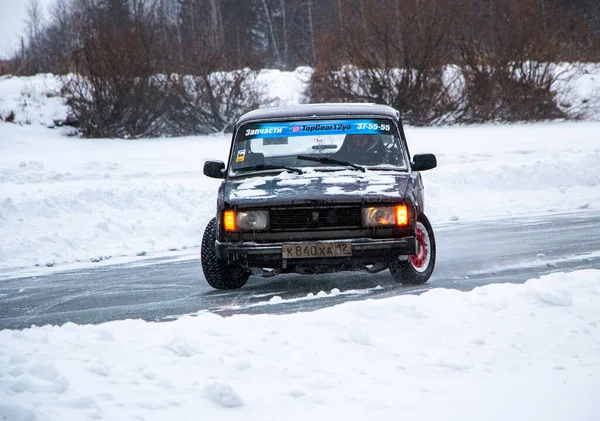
[{"x1": 334, "y1": 133, "x2": 387, "y2": 165}]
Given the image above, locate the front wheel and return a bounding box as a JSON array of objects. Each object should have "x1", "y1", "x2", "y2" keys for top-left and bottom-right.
[
  {"x1": 389, "y1": 213, "x2": 436, "y2": 285},
  {"x1": 201, "y1": 217, "x2": 249, "y2": 290}
]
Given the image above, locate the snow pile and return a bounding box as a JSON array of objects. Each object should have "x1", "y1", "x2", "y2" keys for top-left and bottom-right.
[
  {"x1": 554, "y1": 63, "x2": 600, "y2": 119},
  {"x1": 0, "y1": 68, "x2": 311, "y2": 130},
  {"x1": 259, "y1": 67, "x2": 312, "y2": 105},
  {"x1": 1, "y1": 269, "x2": 599, "y2": 420},
  {"x1": 408, "y1": 122, "x2": 600, "y2": 222},
  {"x1": 0, "y1": 123, "x2": 227, "y2": 269},
  {"x1": 0, "y1": 74, "x2": 69, "y2": 127}
]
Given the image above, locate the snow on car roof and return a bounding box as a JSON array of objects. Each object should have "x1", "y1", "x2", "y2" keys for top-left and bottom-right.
[{"x1": 236, "y1": 103, "x2": 400, "y2": 126}]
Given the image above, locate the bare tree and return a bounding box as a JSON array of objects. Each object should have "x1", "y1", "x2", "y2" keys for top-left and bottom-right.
[
  {"x1": 306, "y1": 0, "x2": 316, "y2": 65},
  {"x1": 261, "y1": 0, "x2": 281, "y2": 66},
  {"x1": 279, "y1": 0, "x2": 288, "y2": 67},
  {"x1": 62, "y1": 4, "x2": 174, "y2": 138},
  {"x1": 208, "y1": 0, "x2": 224, "y2": 54},
  {"x1": 169, "y1": 66, "x2": 273, "y2": 134},
  {"x1": 24, "y1": 0, "x2": 46, "y2": 73},
  {"x1": 308, "y1": 0, "x2": 458, "y2": 125},
  {"x1": 453, "y1": 0, "x2": 576, "y2": 122}
]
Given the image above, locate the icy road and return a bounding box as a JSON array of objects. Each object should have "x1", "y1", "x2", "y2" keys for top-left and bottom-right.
[{"x1": 1, "y1": 210, "x2": 599, "y2": 330}]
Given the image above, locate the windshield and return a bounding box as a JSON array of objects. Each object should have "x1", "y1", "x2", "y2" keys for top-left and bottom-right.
[{"x1": 229, "y1": 118, "x2": 407, "y2": 176}]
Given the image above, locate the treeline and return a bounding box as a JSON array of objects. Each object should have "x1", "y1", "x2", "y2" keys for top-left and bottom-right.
[{"x1": 6, "y1": 0, "x2": 600, "y2": 136}]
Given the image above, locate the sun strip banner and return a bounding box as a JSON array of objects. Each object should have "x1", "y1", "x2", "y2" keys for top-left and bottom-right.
[{"x1": 241, "y1": 119, "x2": 395, "y2": 139}]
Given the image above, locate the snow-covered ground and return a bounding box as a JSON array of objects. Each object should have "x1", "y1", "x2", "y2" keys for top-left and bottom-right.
[
  {"x1": 1, "y1": 69, "x2": 600, "y2": 420},
  {"x1": 1, "y1": 70, "x2": 600, "y2": 271},
  {"x1": 1, "y1": 270, "x2": 599, "y2": 420},
  {"x1": 0, "y1": 73, "x2": 70, "y2": 128},
  {"x1": 1, "y1": 113, "x2": 599, "y2": 271}
]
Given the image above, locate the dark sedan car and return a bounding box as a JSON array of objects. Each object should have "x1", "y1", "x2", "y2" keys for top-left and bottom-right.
[{"x1": 201, "y1": 103, "x2": 437, "y2": 289}]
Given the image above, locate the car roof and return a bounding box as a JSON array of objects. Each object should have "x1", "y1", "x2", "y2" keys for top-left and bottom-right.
[{"x1": 236, "y1": 103, "x2": 400, "y2": 126}]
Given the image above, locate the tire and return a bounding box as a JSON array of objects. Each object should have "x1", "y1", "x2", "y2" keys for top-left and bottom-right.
[
  {"x1": 201, "y1": 217, "x2": 249, "y2": 290},
  {"x1": 389, "y1": 213, "x2": 436, "y2": 285}
]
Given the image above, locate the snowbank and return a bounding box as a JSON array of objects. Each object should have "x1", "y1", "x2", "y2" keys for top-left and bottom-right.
[
  {"x1": 0, "y1": 123, "x2": 226, "y2": 269},
  {"x1": 1, "y1": 269, "x2": 599, "y2": 420},
  {"x1": 2, "y1": 118, "x2": 600, "y2": 271},
  {"x1": 1, "y1": 69, "x2": 600, "y2": 271},
  {"x1": 259, "y1": 67, "x2": 312, "y2": 105},
  {"x1": 0, "y1": 69, "x2": 312, "y2": 129},
  {"x1": 0, "y1": 74, "x2": 69, "y2": 127},
  {"x1": 408, "y1": 122, "x2": 600, "y2": 222},
  {"x1": 1, "y1": 64, "x2": 598, "y2": 130}
]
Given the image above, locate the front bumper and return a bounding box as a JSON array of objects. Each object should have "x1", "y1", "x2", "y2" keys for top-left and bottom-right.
[{"x1": 216, "y1": 236, "x2": 416, "y2": 272}]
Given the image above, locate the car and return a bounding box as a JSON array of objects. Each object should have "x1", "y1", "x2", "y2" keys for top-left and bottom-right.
[{"x1": 201, "y1": 103, "x2": 437, "y2": 290}]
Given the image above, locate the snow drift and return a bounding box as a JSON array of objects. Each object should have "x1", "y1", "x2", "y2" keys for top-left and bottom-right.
[{"x1": 1, "y1": 269, "x2": 599, "y2": 421}]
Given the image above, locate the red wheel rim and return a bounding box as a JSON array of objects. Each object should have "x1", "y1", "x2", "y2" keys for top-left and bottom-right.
[{"x1": 410, "y1": 222, "x2": 430, "y2": 273}]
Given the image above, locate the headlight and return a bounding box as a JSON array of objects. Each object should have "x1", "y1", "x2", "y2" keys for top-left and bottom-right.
[
  {"x1": 223, "y1": 210, "x2": 269, "y2": 231},
  {"x1": 237, "y1": 210, "x2": 269, "y2": 230},
  {"x1": 362, "y1": 205, "x2": 408, "y2": 227}
]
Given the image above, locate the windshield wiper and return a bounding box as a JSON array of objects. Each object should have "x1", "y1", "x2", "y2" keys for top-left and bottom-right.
[
  {"x1": 296, "y1": 155, "x2": 365, "y2": 172},
  {"x1": 366, "y1": 166, "x2": 407, "y2": 172},
  {"x1": 235, "y1": 164, "x2": 303, "y2": 175}
]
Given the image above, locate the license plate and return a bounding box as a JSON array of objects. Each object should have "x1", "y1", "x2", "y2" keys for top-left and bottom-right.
[{"x1": 282, "y1": 242, "x2": 352, "y2": 259}]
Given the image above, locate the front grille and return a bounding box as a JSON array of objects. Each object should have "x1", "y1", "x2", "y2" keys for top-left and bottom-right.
[{"x1": 270, "y1": 205, "x2": 362, "y2": 231}]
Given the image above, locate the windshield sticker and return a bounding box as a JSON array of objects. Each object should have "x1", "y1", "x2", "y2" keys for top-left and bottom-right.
[
  {"x1": 236, "y1": 149, "x2": 246, "y2": 162},
  {"x1": 241, "y1": 119, "x2": 394, "y2": 139},
  {"x1": 263, "y1": 137, "x2": 288, "y2": 145},
  {"x1": 245, "y1": 127, "x2": 284, "y2": 136}
]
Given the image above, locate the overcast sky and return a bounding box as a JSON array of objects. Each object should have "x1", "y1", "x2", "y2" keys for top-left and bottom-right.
[{"x1": 0, "y1": 0, "x2": 56, "y2": 59}]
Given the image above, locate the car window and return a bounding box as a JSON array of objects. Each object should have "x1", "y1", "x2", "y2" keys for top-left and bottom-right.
[{"x1": 229, "y1": 118, "x2": 407, "y2": 175}]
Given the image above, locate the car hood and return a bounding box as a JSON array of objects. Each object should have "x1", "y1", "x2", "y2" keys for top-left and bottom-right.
[{"x1": 222, "y1": 170, "x2": 412, "y2": 207}]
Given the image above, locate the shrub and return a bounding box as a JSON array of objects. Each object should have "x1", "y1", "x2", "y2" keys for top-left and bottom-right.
[
  {"x1": 3, "y1": 111, "x2": 16, "y2": 123},
  {"x1": 166, "y1": 67, "x2": 271, "y2": 135},
  {"x1": 306, "y1": 0, "x2": 458, "y2": 126}
]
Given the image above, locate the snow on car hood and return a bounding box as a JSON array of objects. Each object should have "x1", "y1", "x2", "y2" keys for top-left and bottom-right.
[{"x1": 222, "y1": 170, "x2": 411, "y2": 207}]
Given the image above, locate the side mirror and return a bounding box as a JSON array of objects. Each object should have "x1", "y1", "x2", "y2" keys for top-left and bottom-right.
[
  {"x1": 203, "y1": 160, "x2": 225, "y2": 179},
  {"x1": 412, "y1": 154, "x2": 437, "y2": 171}
]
